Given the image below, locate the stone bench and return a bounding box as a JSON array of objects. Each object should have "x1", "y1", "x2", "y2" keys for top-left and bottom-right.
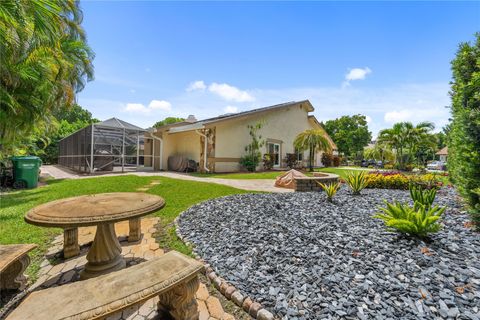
[
  {"x1": 63, "y1": 217, "x2": 142, "y2": 258},
  {"x1": 6, "y1": 251, "x2": 204, "y2": 320},
  {"x1": 0, "y1": 244, "x2": 37, "y2": 291},
  {"x1": 294, "y1": 172, "x2": 339, "y2": 192}
]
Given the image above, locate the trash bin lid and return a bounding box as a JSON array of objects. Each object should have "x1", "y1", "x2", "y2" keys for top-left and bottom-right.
[{"x1": 11, "y1": 156, "x2": 42, "y2": 162}]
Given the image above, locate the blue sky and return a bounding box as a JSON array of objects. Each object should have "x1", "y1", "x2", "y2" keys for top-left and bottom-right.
[{"x1": 77, "y1": 1, "x2": 480, "y2": 136}]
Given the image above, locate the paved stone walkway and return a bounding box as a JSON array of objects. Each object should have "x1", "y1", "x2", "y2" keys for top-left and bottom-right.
[
  {"x1": 33, "y1": 217, "x2": 237, "y2": 320},
  {"x1": 41, "y1": 165, "x2": 292, "y2": 193}
]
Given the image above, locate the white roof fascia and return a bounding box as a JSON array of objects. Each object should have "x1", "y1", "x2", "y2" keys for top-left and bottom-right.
[{"x1": 168, "y1": 122, "x2": 206, "y2": 133}]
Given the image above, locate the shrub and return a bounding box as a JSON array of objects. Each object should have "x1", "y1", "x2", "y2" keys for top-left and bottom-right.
[
  {"x1": 409, "y1": 173, "x2": 443, "y2": 189},
  {"x1": 384, "y1": 163, "x2": 394, "y2": 170},
  {"x1": 285, "y1": 153, "x2": 298, "y2": 169},
  {"x1": 448, "y1": 34, "x2": 480, "y2": 228},
  {"x1": 345, "y1": 171, "x2": 368, "y2": 195},
  {"x1": 240, "y1": 154, "x2": 260, "y2": 172},
  {"x1": 374, "y1": 201, "x2": 445, "y2": 238},
  {"x1": 366, "y1": 172, "x2": 410, "y2": 190},
  {"x1": 333, "y1": 155, "x2": 341, "y2": 167},
  {"x1": 365, "y1": 171, "x2": 444, "y2": 190},
  {"x1": 409, "y1": 184, "x2": 437, "y2": 210},
  {"x1": 263, "y1": 153, "x2": 274, "y2": 170},
  {"x1": 321, "y1": 153, "x2": 333, "y2": 167},
  {"x1": 318, "y1": 182, "x2": 341, "y2": 202}
]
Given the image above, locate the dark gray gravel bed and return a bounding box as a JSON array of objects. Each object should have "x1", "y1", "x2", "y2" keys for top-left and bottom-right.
[{"x1": 178, "y1": 187, "x2": 480, "y2": 319}]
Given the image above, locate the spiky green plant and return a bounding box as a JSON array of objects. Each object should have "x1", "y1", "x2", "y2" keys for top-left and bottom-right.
[
  {"x1": 345, "y1": 171, "x2": 368, "y2": 195},
  {"x1": 318, "y1": 181, "x2": 341, "y2": 202},
  {"x1": 374, "y1": 201, "x2": 445, "y2": 238},
  {"x1": 409, "y1": 184, "x2": 437, "y2": 210}
]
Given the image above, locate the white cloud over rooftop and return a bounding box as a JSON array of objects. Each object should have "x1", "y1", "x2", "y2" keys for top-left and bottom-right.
[{"x1": 208, "y1": 82, "x2": 255, "y2": 102}]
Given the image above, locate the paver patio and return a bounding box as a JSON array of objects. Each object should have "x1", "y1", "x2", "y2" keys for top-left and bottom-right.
[{"x1": 29, "y1": 217, "x2": 236, "y2": 320}]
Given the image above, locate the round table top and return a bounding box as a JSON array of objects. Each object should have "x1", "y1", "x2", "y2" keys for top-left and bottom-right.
[{"x1": 25, "y1": 192, "x2": 165, "y2": 228}]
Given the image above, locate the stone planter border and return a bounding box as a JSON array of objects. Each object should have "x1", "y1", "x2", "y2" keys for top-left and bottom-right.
[
  {"x1": 294, "y1": 172, "x2": 340, "y2": 192},
  {"x1": 175, "y1": 216, "x2": 275, "y2": 320}
]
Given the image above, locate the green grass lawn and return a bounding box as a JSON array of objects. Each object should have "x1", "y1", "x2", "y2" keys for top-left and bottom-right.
[
  {"x1": 0, "y1": 175, "x2": 249, "y2": 279},
  {"x1": 190, "y1": 167, "x2": 366, "y2": 180}
]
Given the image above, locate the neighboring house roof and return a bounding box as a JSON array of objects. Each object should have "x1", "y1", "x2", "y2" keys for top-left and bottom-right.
[
  {"x1": 164, "y1": 100, "x2": 313, "y2": 134},
  {"x1": 436, "y1": 146, "x2": 448, "y2": 155},
  {"x1": 95, "y1": 117, "x2": 145, "y2": 131}
]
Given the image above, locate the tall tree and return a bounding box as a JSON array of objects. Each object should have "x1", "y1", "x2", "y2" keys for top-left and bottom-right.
[
  {"x1": 0, "y1": 0, "x2": 94, "y2": 157},
  {"x1": 378, "y1": 121, "x2": 435, "y2": 169},
  {"x1": 153, "y1": 117, "x2": 185, "y2": 128},
  {"x1": 448, "y1": 33, "x2": 480, "y2": 226},
  {"x1": 40, "y1": 104, "x2": 98, "y2": 164},
  {"x1": 323, "y1": 115, "x2": 372, "y2": 158},
  {"x1": 294, "y1": 129, "x2": 332, "y2": 171}
]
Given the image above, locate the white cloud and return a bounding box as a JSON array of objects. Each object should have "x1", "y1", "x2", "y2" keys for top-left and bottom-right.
[
  {"x1": 208, "y1": 82, "x2": 255, "y2": 102},
  {"x1": 343, "y1": 67, "x2": 372, "y2": 88},
  {"x1": 384, "y1": 110, "x2": 413, "y2": 123},
  {"x1": 224, "y1": 105, "x2": 238, "y2": 113},
  {"x1": 345, "y1": 67, "x2": 372, "y2": 81},
  {"x1": 123, "y1": 100, "x2": 172, "y2": 114},
  {"x1": 125, "y1": 103, "x2": 149, "y2": 113},
  {"x1": 148, "y1": 100, "x2": 172, "y2": 111},
  {"x1": 365, "y1": 115, "x2": 372, "y2": 123},
  {"x1": 187, "y1": 80, "x2": 207, "y2": 92}
]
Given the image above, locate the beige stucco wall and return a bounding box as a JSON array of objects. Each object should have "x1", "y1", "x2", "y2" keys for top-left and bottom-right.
[
  {"x1": 213, "y1": 104, "x2": 322, "y2": 172},
  {"x1": 152, "y1": 130, "x2": 200, "y2": 170}
]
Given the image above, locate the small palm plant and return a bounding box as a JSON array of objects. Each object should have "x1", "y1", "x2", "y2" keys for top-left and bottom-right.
[
  {"x1": 345, "y1": 171, "x2": 368, "y2": 195},
  {"x1": 374, "y1": 201, "x2": 445, "y2": 238},
  {"x1": 409, "y1": 184, "x2": 437, "y2": 210},
  {"x1": 318, "y1": 181, "x2": 341, "y2": 202}
]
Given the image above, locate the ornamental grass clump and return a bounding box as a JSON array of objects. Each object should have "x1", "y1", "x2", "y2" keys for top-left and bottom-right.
[
  {"x1": 318, "y1": 181, "x2": 341, "y2": 202},
  {"x1": 374, "y1": 201, "x2": 445, "y2": 238},
  {"x1": 409, "y1": 184, "x2": 437, "y2": 210},
  {"x1": 345, "y1": 171, "x2": 368, "y2": 195}
]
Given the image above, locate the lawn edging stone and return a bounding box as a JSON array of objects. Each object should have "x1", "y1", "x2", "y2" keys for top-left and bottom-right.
[{"x1": 174, "y1": 215, "x2": 275, "y2": 320}]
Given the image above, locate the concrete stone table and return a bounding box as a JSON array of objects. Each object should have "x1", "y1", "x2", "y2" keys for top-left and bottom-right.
[{"x1": 25, "y1": 192, "x2": 165, "y2": 279}]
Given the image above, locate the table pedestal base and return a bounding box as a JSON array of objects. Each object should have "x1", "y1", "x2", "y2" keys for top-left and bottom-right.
[{"x1": 80, "y1": 223, "x2": 125, "y2": 280}]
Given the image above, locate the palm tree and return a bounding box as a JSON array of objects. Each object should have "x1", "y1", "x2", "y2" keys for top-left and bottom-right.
[
  {"x1": 378, "y1": 121, "x2": 435, "y2": 170},
  {"x1": 0, "y1": 0, "x2": 94, "y2": 157},
  {"x1": 294, "y1": 129, "x2": 332, "y2": 171}
]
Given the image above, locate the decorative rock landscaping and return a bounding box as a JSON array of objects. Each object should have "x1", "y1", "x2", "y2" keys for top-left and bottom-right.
[{"x1": 178, "y1": 187, "x2": 480, "y2": 319}]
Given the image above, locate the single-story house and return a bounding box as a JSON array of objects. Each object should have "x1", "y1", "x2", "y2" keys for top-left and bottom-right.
[
  {"x1": 146, "y1": 100, "x2": 337, "y2": 172},
  {"x1": 436, "y1": 146, "x2": 448, "y2": 162}
]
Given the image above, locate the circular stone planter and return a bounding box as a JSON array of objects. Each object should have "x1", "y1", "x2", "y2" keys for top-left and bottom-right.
[
  {"x1": 177, "y1": 187, "x2": 480, "y2": 319},
  {"x1": 294, "y1": 172, "x2": 339, "y2": 192}
]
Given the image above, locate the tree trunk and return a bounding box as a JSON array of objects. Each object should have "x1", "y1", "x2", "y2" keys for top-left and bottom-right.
[{"x1": 309, "y1": 147, "x2": 315, "y2": 172}]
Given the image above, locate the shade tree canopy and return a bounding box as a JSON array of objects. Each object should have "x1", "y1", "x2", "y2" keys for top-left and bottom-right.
[{"x1": 323, "y1": 115, "x2": 372, "y2": 158}]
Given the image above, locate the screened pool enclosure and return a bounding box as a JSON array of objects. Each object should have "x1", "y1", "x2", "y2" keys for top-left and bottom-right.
[{"x1": 58, "y1": 118, "x2": 159, "y2": 173}]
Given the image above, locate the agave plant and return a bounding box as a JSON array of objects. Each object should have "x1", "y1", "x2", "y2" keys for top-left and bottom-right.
[
  {"x1": 374, "y1": 201, "x2": 445, "y2": 238},
  {"x1": 318, "y1": 181, "x2": 341, "y2": 202},
  {"x1": 345, "y1": 171, "x2": 368, "y2": 195},
  {"x1": 409, "y1": 184, "x2": 437, "y2": 210}
]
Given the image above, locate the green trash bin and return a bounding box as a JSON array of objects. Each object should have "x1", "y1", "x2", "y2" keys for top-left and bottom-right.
[{"x1": 11, "y1": 156, "x2": 42, "y2": 189}]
